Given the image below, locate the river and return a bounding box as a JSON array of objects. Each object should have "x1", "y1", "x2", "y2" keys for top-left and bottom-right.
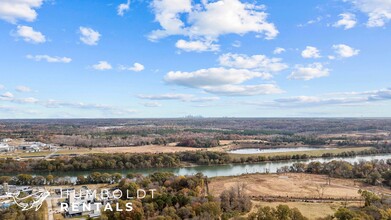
[{"x1": 27, "y1": 154, "x2": 391, "y2": 183}]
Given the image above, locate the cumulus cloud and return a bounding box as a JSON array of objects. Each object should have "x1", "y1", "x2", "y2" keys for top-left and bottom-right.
[
  {"x1": 79, "y1": 27, "x2": 101, "y2": 45},
  {"x1": 0, "y1": 0, "x2": 43, "y2": 23},
  {"x1": 273, "y1": 47, "x2": 286, "y2": 54},
  {"x1": 14, "y1": 25, "x2": 46, "y2": 43},
  {"x1": 26, "y1": 54, "x2": 72, "y2": 63},
  {"x1": 92, "y1": 61, "x2": 112, "y2": 70},
  {"x1": 149, "y1": 0, "x2": 278, "y2": 51},
  {"x1": 345, "y1": 0, "x2": 391, "y2": 27},
  {"x1": 333, "y1": 13, "x2": 357, "y2": 29},
  {"x1": 332, "y1": 44, "x2": 360, "y2": 58},
  {"x1": 16, "y1": 86, "x2": 31, "y2": 92},
  {"x1": 288, "y1": 63, "x2": 330, "y2": 80},
  {"x1": 175, "y1": 39, "x2": 219, "y2": 52},
  {"x1": 301, "y1": 46, "x2": 321, "y2": 58},
  {"x1": 117, "y1": 0, "x2": 130, "y2": 16},
  {"x1": 165, "y1": 67, "x2": 271, "y2": 88},
  {"x1": 119, "y1": 63, "x2": 145, "y2": 72},
  {"x1": 1, "y1": 92, "x2": 14, "y2": 99},
  {"x1": 138, "y1": 93, "x2": 219, "y2": 102},
  {"x1": 218, "y1": 53, "x2": 288, "y2": 73}
]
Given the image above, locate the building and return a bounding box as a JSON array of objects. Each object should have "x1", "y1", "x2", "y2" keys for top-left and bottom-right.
[
  {"x1": 64, "y1": 189, "x2": 102, "y2": 218},
  {"x1": 18, "y1": 144, "x2": 41, "y2": 152},
  {"x1": 0, "y1": 143, "x2": 13, "y2": 152},
  {"x1": 1, "y1": 138, "x2": 12, "y2": 143}
]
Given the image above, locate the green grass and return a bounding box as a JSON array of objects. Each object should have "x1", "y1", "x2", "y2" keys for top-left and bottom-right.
[{"x1": 228, "y1": 147, "x2": 374, "y2": 159}]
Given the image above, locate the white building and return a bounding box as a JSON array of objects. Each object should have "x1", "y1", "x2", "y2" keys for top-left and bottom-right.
[
  {"x1": 1, "y1": 138, "x2": 12, "y2": 143},
  {"x1": 0, "y1": 143, "x2": 13, "y2": 152}
]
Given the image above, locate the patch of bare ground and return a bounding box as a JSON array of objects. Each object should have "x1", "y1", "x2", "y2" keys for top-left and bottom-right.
[{"x1": 209, "y1": 173, "x2": 391, "y2": 199}]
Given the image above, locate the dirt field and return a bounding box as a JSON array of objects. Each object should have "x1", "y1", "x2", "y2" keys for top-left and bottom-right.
[{"x1": 209, "y1": 173, "x2": 391, "y2": 199}]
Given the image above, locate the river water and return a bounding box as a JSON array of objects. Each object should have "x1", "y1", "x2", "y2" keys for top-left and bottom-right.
[{"x1": 28, "y1": 154, "x2": 391, "y2": 182}]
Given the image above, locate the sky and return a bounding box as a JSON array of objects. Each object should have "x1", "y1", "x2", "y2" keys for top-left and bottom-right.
[{"x1": 0, "y1": 0, "x2": 391, "y2": 118}]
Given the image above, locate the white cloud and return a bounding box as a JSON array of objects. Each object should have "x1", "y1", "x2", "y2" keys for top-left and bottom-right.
[
  {"x1": 117, "y1": 0, "x2": 130, "y2": 16},
  {"x1": 203, "y1": 84, "x2": 284, "y2": 96},
  {"x1": 332, "y1": 44, "x2": 360, "y2": 58},
  {"x1": 288, "y1": 63, "x2": 330, "y2": 80},
  {"x1": 44, "y1": 100, "x2": 137, "y2": 115},
  {"x1": 26, "y1": 54, "x2": 72, "y2": 63},
  {"x1": 165, "y1": 67, "x2": 271, "y2": 88},
  {"x1": 149, "y1": 0, "x2": 278, "y2": 49},
  {"x1": 333, "y1": 13, "x2": 357, "y2": 29},
  {"x1": 301, "y1": 46, "x2": 321, "y2": 59},
  {"x1": 138, "y1": 93, "x2": 219, "y2": 102},
  {"x1": 0, "y1": 0, "x2": 43, "y2": 23},
  {"x1": 273, "y1": 47, "x2": 286, "y2": 54},
  {"x1": 142, "y1": 102, "x2": 162, "y2": 107},
  {"x1": 1, "y1": 92, "x2": 14, "y2": 98},
  {"x1": 92, "y1": 61, "x2": 112, "y2": 70},
  {"x1": 79, "y1": 27, "x2": 101, "y2": 45},
  {"x1": 16, "y1": 86, "x2": 31, "y2": 92},
  {"x1": 175, "y1": 39, "x2": 219, "y2": 52},
  {"x1": 268, "y1": 88, "x2": 391, "y2": 107},
  {"x1": 345, "y1": 0, "x2": 391, "y2": 27},
  {"x1": 0, "y1": 85, "x2": 4, "y2": 90},
  {"x1": 119, "y1": 63, "x2": 145, "y2": 72},
  {"x1": 15, "y1": 25, "x2": 46, "y2": 43},
  {"x1": 218, "y1": 53, "x2": 288, "y2": 73},
  {"x1": 14, "y1": 97, "x2": 39, "y2": 104}
]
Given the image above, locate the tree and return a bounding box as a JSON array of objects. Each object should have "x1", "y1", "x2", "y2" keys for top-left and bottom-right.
[
  {"x1": 334, "y1": 208, "x2": 356, "y2": 220},
  {"x1": 358, "y1": 189, "x2": 380, "y2": 207},
  {"x1": 46, "y1": 175, "x2": 54, "y2": 185}
]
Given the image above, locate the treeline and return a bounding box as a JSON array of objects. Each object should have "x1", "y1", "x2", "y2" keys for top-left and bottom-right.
[
  {"x1": 177, "y1": 138, "x2": 220, "y2": 148},
  {"x1": 1, "y1": 147, "x2": 391, "y2": 174},
  {"x1": 0, "y1": 172, "x2": 126, "y2": 186},
  {"x1": 279, "y1": 158, "x2": 391, "y2": 187}
]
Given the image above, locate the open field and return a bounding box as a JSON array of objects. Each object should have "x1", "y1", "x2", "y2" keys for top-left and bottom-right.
[
  {"x1": 246, "y1": 201, "x2": 361, "y2": 219},
  {"x1": 228, "y1": 147, "x2": 374, "y2": 159},
  {"x1": 209, "y1": 173, "x2": 391, "y2": 199},
  {"x1": 55, "y1": 144, "x2": 227, "y2": 155}
]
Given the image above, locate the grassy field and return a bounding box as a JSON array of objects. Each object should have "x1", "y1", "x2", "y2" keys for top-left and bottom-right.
[
  {"x1": 209, "y1": 173, "x2": 391, "y2": 199},
  {"x1": 246, "y1": 201, "x2": 361, "y2": 219},
  {"x1": 228, "y1": 147, "x2": 374, "y2": 159}
]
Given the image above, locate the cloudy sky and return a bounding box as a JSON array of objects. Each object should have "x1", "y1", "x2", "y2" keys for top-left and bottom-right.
[{"x1": 0, "y1": 0, "x2": 391, "y2": 118}]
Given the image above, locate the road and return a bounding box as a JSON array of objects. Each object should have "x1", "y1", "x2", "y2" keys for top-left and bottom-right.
[
  {"x1": 45, "y1": 149, "x2": 57, "y2": 159},
  {"x1": 46, "y1": 196, "x2": 54, "y2": 220}
]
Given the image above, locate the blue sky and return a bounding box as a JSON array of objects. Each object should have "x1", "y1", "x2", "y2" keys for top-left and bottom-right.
[{"x1": 0, "y1": 0, "x2": 391, "y2": 118}]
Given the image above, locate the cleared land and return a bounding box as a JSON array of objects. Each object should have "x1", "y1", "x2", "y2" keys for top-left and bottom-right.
[
  {"x1": 210, "y1": 173, "x2": 391, "y2": 219},
  {"x1": 209, "y1": 173, "x2": 391, "y2": 199},
  {"x1": 228, "y1": 147, "x2": 374, "y2": 159}
]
